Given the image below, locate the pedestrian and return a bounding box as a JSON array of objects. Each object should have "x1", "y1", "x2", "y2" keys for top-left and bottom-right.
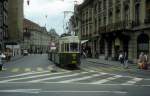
[
  {"x1": 144, "y1": 53, "x2": 149, "y2": 70},
  {"x1": 138, "y1": 52, "x2": 148, "y2": 69},
  {"x1": 118, "y1": 52, "x2": 124, "y2": 66},
  {"x1": 95, "y1": 50, "x2": 99, "y2": 59},
  {"x1": 123, "y1": 52, "x2": 128, "y2": 68},
  {"x1": 0, "y1": 52, "x2": 6, "y2": 71}
]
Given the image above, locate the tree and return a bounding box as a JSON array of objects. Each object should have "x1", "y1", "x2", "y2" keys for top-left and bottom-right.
[{"x1": 49, "y1": 28, "x2": 58, "y2": 36}]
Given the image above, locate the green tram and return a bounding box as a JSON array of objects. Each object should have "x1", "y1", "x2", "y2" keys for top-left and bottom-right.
[{"x1": 48, "y1": 36, "x2": 80, "y2": 68}]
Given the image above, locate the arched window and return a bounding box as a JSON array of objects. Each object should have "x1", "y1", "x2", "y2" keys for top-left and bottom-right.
[{"x1": 137, "y1": 34, "x2": 149, "y2": 57}]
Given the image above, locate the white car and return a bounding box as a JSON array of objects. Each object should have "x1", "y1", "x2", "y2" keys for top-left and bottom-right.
[{"x1": 23, "y1": 50, "x2": 28, "y2": 56}]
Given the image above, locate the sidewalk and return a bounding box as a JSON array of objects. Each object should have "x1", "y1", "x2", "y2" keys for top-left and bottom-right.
[
  {"x1": 86, "y1": 58, "x2": 136, "y2": 67},
  {"x1": 85, "y1": 58, "x2": 150, "y2": 76}
]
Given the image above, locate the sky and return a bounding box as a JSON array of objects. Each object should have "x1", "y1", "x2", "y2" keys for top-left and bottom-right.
[{"x1": 24, "y1": 0, "x2": 84, "y2": 35}]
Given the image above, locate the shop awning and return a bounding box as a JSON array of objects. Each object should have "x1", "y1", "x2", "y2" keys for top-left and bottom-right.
[{"x1": 81, "y1": 40, "x2": 88, "y2": 44}]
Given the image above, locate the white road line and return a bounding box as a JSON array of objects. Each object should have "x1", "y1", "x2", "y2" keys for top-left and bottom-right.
[
  {"x1": 2, "y1": 82, "x2": 150, "y2": 86},
  {"x1": 91, "y1": 75, "x2": 122, "y2": 84},
  {"x1": 0, "y1": 71, "x2": 70, "y2": 83},
  {"x1": 0, "y1": 70, "x2": 50, "y2": 78},
  {"x1": 0, "y1": 89, "x2": 127, "y2": 94},
  {"x1": 28, "y1": 72, "x2": 88, "y2": 83},
  {"x1": 42, "y1": 90, "x2": 127, "y2": 94},
  {"x1": 0, "y1": 89, "x2": 41, "y2": 94},
  {"x1": 59, "y1": 73, "x2": 108, "y2": 83},
  {"x1": 122, "y1": 78, "x2": 143, "y2": 85}
]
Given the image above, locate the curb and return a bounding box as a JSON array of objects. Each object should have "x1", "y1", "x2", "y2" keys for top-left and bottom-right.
[
  {"x1": 87, "y1": 60, "x2": 136, "y2": 67},
  {"x1": 11, "y1": 56, "x2": 24, "y2": 61}
]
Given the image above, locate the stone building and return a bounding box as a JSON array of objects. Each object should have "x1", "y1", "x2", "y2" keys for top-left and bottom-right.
[
  {"x1": 23, "y1": 18, "x2": 54, "y2": 53},
  {"x1": 75, "y1": 0, "x2": 150, "y2": 62},
  {"x1": 2, "y1": 0, "x2": 24, "y2": 56},
  {"x1": 8, "y1": 0, "x2": 24, "y2": 44},
  {"x1": 0, "y1": 0, "x2": 8, "y2": 51}
]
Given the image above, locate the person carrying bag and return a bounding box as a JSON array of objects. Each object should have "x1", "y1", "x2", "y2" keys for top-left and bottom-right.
[{"x1": 0, "y1": 52, "x2": 6, "y2": 71}]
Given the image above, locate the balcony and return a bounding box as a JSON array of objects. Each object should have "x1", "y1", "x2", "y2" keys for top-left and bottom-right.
[{"x1": 99, "y1": 20, "x2": 133, "y2": 34}]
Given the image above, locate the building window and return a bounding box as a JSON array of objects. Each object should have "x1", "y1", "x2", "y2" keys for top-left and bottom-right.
[
  {"x1": 145, "y1": 0, "x2": 150, "y2": 23},
  {"x1": 135, "y1": 4, "x2": 140, "y2": 25},
  {"x1": 124, "y1": 5, "x2": 129, "y2": 21},
  {"x1": 109, "y1": 11, "x2": 113, "y2": 24},
  {"x1": 103, "y1": 0, "x2": 106, "y2": 10},
  {"x1": 98, "y1": 1, "x2": 102, "y2": 13},
  {"x1": 108, "y1": 0, "x2": 113, "y2": 8},
  {"x1": 116, "y1": 10, "x2": 120, "y2": 22},
  {"x1": 98, "y1": 15, "x2": 102, "y2": 26},
  {"x1": 104, "y1": 17, "x2": 106, "y2": 26}
]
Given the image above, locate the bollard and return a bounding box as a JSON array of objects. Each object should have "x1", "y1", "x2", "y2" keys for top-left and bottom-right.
[{"x1": 0, "y1": 65, "x2": 2, "y2": 71}]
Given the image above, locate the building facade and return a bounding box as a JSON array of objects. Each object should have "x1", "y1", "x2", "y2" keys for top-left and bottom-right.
[
  {"x1": 75, "y1": 0, "x2": 150, "y2": 62},
  {"x1": 23, "y1": 19, "x2": 55, "y2": 53},
  {"x1": 8, "y1": 0, "x2": 24, "y2": 44},
  {"x1": 0, "y1": 0, "x2": 8, "y2": 51}
]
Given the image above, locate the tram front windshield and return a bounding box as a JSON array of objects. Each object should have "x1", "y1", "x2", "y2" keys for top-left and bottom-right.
[{"x1": 70, "y1": 43, "x2": 78, "y2": 52}]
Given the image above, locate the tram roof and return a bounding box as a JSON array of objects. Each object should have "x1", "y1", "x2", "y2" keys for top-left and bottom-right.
[{"x1": 59, "y1": 36, "x2": 80, "y2": 43}]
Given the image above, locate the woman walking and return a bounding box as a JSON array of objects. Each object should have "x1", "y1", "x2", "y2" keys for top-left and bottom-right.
[{"x1": 0, "y1": 52, "x2": 6, "y2": 71}]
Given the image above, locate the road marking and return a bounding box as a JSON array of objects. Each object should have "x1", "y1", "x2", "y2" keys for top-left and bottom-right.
[
  {"x1": 59, "y1": 73, "x2": 108, "y2": 83},
  {"x1": 28, "y1": 72, "x2": 88, "y2": 83},
  {"x1": 47, "y1": 66, "x2": 52, "y2": 70},
  {"x1": 1, "y1": 82, "x2": 150, "y2": 86},
  {"x1": 122, "y1": 78, "x2": 143, "y2": 85},
  {"x1": 0, "y1": 70, "x2": 50, "y2": 78},
  {"x1": 25, "y1": 68, "x2": 31, "y2": 72},
  {"x1": 11, "y1": 68, "x2": 19, "y2": 72},
  {"x1": 0, "y1": 89, "x2": 127, "y2": 94},
  {"x1": 0, "y1": 89, "x2": 41, "y2": 94},
  {"x1": 42, "y1": 90, "x2": 127, "y2": 94},
  {"x1": 0, "y1": 71, "x2": 71, "y2": 83},
  {"x1": 91, "y1": 75, "x2": 122, "y2": 84},
  {"x1": 37, "y1": 67, "x2": 43, "y2": 71}
]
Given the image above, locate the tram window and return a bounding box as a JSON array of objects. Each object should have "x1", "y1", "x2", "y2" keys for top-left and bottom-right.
[
  {"x1": 61, "y1": 44, "x2": 64, "y2": 52},
  {"x1": 70, "y1": 43, "x2": 78, "y2": 52},
  {"x1": 65, "y1": 43, "x2": 69, "y2": 52}
]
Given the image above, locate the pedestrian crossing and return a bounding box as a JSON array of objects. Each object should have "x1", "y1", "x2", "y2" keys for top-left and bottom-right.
[
  {"x1": 0, "y1": 70, "x2": 143, "y2": 85},
  {"x1": 2, "y1": 65, "x2": 66, "y2": 73},
  {"x1": 2, "y1": 65, "x2": 130, "y2": 73}
]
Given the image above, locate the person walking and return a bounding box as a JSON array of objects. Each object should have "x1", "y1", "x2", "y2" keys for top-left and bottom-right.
[
  {"x1": 0, "y1": 52, "x2": 6, "y2": 71},
  {"x1": 123, "y1": 52, "x2": 128, "y2": 68},
  {"x1": 118, "y1": 52, "x2": 124, "y2": 66},
  {"x1": 138, "y1": 52, "x2": 148, "y2": 69}
]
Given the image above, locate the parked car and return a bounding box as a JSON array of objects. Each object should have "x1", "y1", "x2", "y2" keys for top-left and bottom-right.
[{"x1": 23, "y1": 50, "x2": 28, "y2": 56}]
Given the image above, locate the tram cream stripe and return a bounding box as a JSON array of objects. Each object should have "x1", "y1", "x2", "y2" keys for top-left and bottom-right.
[
  {"x1": 59, "y1": 73, "x2": 108, "y2": 83},
  {"x1": 28, "y1": 72, "x2": 88, "y2": 83},
  {"x1": 91, "y1": 75, "x2": 122, "y2": 84},
  {"x1": 0, "y1": 71, "x2": 70, "y2": 83},
  {"x1": 122, "y1": 78, "x2": 143, "y2": 85}
]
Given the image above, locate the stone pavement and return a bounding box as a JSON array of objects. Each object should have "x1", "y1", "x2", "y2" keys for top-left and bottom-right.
[
  {"x1": 86, "y1": 58, "x2": 136, "y2": 67},
  {"x1": 10, "y1": 55, "x2": 24, "y2": 61},
  {"x1": 85, "y1": 58, "x2": 150, "y2": 77}
]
